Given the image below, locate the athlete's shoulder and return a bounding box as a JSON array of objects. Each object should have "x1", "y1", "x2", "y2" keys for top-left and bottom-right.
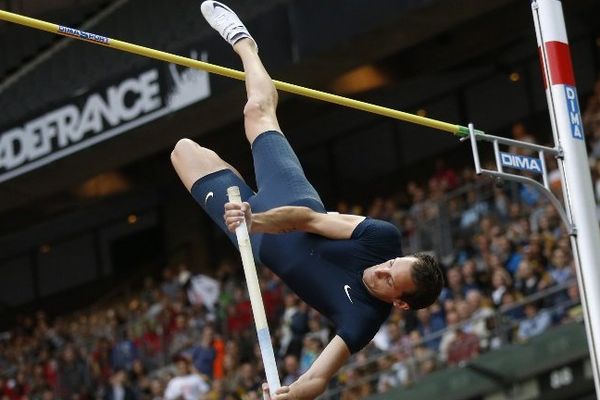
[
  {"x1": 351, "y1": 217, "x2": 400, "y2": 239},
  {"x1": 337, "y1": 302, "x2": 391, "y2": 354}
]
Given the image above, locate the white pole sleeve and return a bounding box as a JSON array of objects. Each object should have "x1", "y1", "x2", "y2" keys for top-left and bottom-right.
[{"x1": 227, "y1": 186, "x2": 281, "y2": 394}]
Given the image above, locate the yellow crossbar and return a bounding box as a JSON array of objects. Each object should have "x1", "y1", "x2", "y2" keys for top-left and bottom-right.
[{"x1": 0, "y1": 9, "x2": 477, "y2": 137}]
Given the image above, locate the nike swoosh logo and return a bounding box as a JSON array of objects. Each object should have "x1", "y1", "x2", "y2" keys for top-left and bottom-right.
[
  {"x1": 204, "y1": 191, "x2": 214, "y2": 205},
  {"x1": 344, "y1": 285, "x2": 353, "y2": 304}
]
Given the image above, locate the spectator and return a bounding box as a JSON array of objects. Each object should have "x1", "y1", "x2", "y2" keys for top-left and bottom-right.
[
  {"x1": 465, "y1": 290, "x2": 495, "y2": 349},
  {"x1": 407, "y1": 331, "x2": 436, "y2": 376},
  {"x1": 138, "y1": 324, "x2": 162, "y2": 370},
  {"x1": 367, "y1": 197, "x2": 385, "y2": 218},
  {"x1": 493, "y1": 187, "x2": 510, "y2": 218},
  {"x1": 184, "y1": 273, "x2": 220, "y2": 313},
  {"x1": 128, "y1": 360, "x2": 148, "y2": 399},
  {"x1": 510, "y1": 121, "x2": 536, "y2": 148},
  {"x1": 455, "y1": 300, "x2": 473, "y2": 326},
  {"x1": 29, "y1": 363, "x2": 48, "y2": 397},
  {"x1": 446, "y1": 329, "x2": 479, "y2": 366},
  {"x1": 500, "y1": 291, "x2": 525, "y2": 321},
  {"x1": 491, "y1": 269, "x2": 512, "y2": 306},
  {"x1": 450, "y1": 235, "x2": 471, "y2": 265},
  {"x1": 9, "y1": 371, "x2": 31, "y2": 399},
  {"x1": 148, "y1": 379, "x2": 164, "y2": 400},
  {"x1": 164, "y1": 357, "x2": 210, "y2": 400},
  {"x1": 538, "y1": 213, "x2": 561, "y2": 242},
  {"x1": 506, "y1": 216, "x2": 530, "y2": 246},
  {"x1": 414, "y1": 308, "x2": 446, "y2": 351},
  {"x1": 282, "y1": 355, "x2": 301, "y2": 387},
  {"x1": 191, "y1": 326, "x2": 216, "y2": 379},
  {"x1": 102, "y1": 369, "x2": 136, "y2": 400},
  {"x1": 306, "y1": 315, "x2": 330, "y2": 349},
  {"x1": 56, "y1": 344, "x2": 91, "y2": 399},
  {"x1": 227, "y1": 287, "x2": 253, "y2": 335},
  {"x1": 514, "y1": 261, "x2": 541, "y2": 297},
  {"x1": 278, "y1": 293, "x2": 300, "y2": 357},
  {"x1": 231, "y1": 362, "x2": 260, "y2": 397},
  {"x1": 492, "y1": 237, "x2": 522, "y2": 275},
  {"x1": 519, "y1": 183, "x2": 542, "y2": 207},
  {"x1": 373, "y1": 321, "x2": 403, "y2": 353},
  {"x1": 521, "y1": 240, "x2": 547, "y2": 273},
  {"x1": 111, "y1": 330, "x2": 139, "y2": 371},
  {"x1": 432, "y1": 159, "x2": 459, "y2": 191},
  {"x1": 400, "y1": 215, "x2": 421, "y2": 254},
  {"x1": 439, "y1": 311, "x2": 460, "y2": 363},
  {"x1": 440, "y1": 266, "x2": 466, "y2": 303},
  {"x1": 561, "y1": 284, "x2": 583, "y2": 323},
  {"x1": 161, "y1": 268, "x2": 181, "y2": 301},
  {"x1": 583, "y1": 78, "x2": 600, "y2": 158},
  {"x1": 299, "y1": 335, "x2": 323, "y2": 374},
  {"x1": 462, "y1": 259, "x2": 482, "y2": 291},
  {"x1": 375, "y1": 355, "x2": 402, "y2": 393},
  {"x1": 288, "y1": 302, "x2": 309, "y2": 357},
  {"x1": 517, "y1": 302, "x2": 552, "y2": 341},
  {"x1": 548, "y1": 248, "x2": 573, "y2": 286},
  {"x1": 91, "y1": 337, "x2": 113, "y2": 383},
  {"x1": 261, "y1": 270, "x2": 283, "y2": 322},
  {"x1": 460, "y1": 190, "x2": 489, "y2": 230}
]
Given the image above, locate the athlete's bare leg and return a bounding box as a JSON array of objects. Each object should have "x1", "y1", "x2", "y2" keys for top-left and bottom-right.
[
  {"x1": 233, "y1": 39, "x2": 282, "y2": 145},
  {"x1": 172, "y1": 2, "x2": 282, "y2": 192},
  {"x1": 200, "y1": 0, "x2": 281, "y2": 145}
]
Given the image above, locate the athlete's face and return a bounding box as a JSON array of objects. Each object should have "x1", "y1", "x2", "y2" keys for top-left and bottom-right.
[{"x1": 362, "y1": 256, "x2": 417, "y2": 310}]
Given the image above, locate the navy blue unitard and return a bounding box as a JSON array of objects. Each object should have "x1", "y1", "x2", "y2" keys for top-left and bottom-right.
[{"x1": 191, "y1": 131, "x2": 402, "y2": 353}]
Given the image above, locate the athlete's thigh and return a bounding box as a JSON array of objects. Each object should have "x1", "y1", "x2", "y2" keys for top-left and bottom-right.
[
  {"x1": 250, "y1": 131, "x2": 325, "y2": 212},
  {"x1": 190, "y1": 169, "x2": 257, "y2": 250}
]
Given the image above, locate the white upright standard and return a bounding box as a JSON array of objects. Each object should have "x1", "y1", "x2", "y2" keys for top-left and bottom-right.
[
  {"x1": 532, "y1": 0, "x2": 600, "y2": 393},
  {"x1": 227, "y1": 186, "x2": 281, "y2": 395}
]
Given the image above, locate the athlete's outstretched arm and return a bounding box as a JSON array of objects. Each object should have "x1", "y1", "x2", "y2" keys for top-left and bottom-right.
[
  {"x1": 263, "y1": 335, "x2": 351, "y2": 400},
  {"x1": 224, "y1": 202, "x2": 365, "y2": 240}
]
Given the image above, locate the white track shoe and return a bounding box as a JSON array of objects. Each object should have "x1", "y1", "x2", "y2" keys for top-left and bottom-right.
[{"x1": 200, "y1": 1, "x2": 256, "y2": 50}]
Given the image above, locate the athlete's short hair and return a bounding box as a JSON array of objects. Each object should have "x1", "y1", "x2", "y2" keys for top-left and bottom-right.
[{"x1": 400, "y1": 253, "x2": 444, "y2": 310}]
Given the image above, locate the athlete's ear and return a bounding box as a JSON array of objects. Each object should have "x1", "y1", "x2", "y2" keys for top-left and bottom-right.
[
  {"x1": 375, "y1": 268, "x2": 390, "y2": 279},
  {"x1": 393, "y1": 299, "x2": 410, "y2": 311}
]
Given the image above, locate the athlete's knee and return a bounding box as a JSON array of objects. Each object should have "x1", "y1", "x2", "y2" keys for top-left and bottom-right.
[
  {"x1": 243, "y1": 92, "x2": 278, "y2": 122},
  {"x1": 171, "y1": 138, "x2": 195, "y2": 164},
  {"x1": 171, "y1": 138, "x2": 219, "y2": 166}
]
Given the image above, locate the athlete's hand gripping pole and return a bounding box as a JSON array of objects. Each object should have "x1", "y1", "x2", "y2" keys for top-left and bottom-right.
[{"x1": 227, "y1": 186, "x2": 281, "y2": 396}]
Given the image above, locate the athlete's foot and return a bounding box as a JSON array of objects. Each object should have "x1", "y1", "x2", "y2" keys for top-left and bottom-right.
[{"x1": 200, "y1": 1, "x2": 257, "y2": 51}]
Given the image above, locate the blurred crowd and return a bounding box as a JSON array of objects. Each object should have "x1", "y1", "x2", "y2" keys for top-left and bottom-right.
[{"x1": 1, "y1": 76, "x2": 599, "y2": 400}]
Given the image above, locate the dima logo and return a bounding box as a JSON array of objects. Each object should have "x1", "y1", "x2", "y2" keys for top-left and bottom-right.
[
  {"x1": 500, "y1": 152, "x2": 542, "y2": 174},
  {"x1": 564, "y1": 86, "x2": 583, "y2": 140}
]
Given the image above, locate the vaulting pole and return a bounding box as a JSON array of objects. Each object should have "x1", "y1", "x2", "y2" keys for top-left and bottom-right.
[
  {"x1": 227, "y1": 186, "x2": 281, "y2": 395},
  {"x1": 0, "y1": 9, "x2": 479, "y2": 137}
]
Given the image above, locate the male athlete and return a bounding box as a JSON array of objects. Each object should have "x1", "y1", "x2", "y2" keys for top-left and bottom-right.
[{"x1": 170, "y1": 2, "x2": 444, "y2": 399}]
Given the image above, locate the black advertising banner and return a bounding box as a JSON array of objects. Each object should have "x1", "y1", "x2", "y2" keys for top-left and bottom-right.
[{"x1": 0, "y1": 49, "x2": 211, "y2": 183}]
